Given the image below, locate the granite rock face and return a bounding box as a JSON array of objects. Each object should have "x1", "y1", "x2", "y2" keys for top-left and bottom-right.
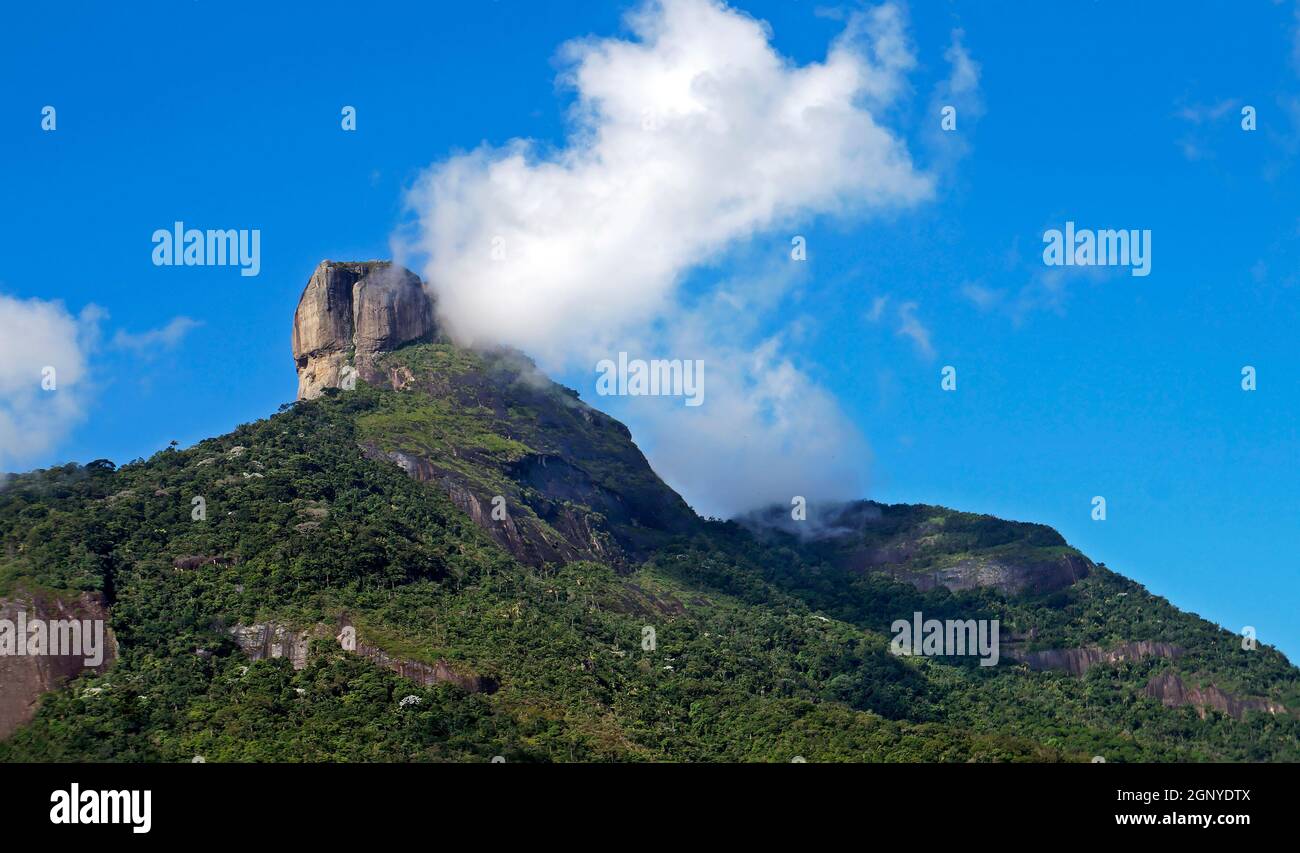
[
  {"x1": 227, "y1": 620, "x2": 496, "y2": 693},
  {"x1": 0, "y1": 591, "x2": 117, "y2": 739},
  {"x1": 1007, "y1": 640, "x2": 1184, "y2": 677},
  {"x1": 292, "y1": 261, "x2": 436, "y2": 399},
  {"x1": 1144, "y1": 671, "x2": 1287, "y2": 720},
  {"x1": 352, "y1": 342, "x2": 699, "y2": 570},
  {"x1": 228, "y1": 622, "x2": 315, "y2": 671},
  {"x1": 738, "y1": 500, "x2": 1093, "y2": 597},
  {"x1": 868, "y1": 552, "x2": 1091, "y2": 597}
]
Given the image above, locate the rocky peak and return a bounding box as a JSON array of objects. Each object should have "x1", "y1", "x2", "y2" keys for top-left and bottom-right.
[{"x1": 292, "y1": 260, "x2": 437, "y2": 399}]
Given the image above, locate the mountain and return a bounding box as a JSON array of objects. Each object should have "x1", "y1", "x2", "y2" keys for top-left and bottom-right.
[
  {"x1": 1, "y1": 261, "x2": 1296, "y2": 762},
  {"x1": 294, "y1": 260, "x2": 697, "y2": 568}
]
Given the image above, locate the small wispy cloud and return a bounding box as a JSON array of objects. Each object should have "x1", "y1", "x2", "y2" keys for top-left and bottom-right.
[
  {"x1": 1174, "y1": 98, "x2": 1238, "y2": 162},
  {"x1": 866, "y1": 294, "x2": 935, "y2": 358},
  {"x1": 959, "y1": 245, "x2": 1117, "y2": 325},
  {"x1": 960, "y1": 280, "x2": 1004, "y2": 311},
  {"x1": 1175, "y1": 99, "x2": 1236, "y2": 124},
  {"x1": 111, "y1": 316, "x2": 201, "y2": 355},
  {"x1": 944, "y1": 28, "x2": 981, "y2": 97},
  {"x1": 926, "y1": 27, "x2": 984, "y2": 168},
  {"x1": 896, "y1": 301, "x2": 934, "y2": 359}
]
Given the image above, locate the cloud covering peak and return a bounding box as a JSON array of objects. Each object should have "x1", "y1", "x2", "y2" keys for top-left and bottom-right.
[{"x1": 399, "y1": 0, "x2": 945, "y2": 515}]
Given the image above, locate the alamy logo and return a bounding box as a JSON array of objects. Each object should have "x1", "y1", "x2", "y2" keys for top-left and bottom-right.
[
  {"x1": 1042, "y1": 221, "x2": 1151, "y2": 277},
  {"x1": 890, "y1": 611, "x2": 1000, "y2": 667},
  {"x1": 595, "y1": 353, "x2": 704, "y2": 407},
  {"x1": 0, "y1": 612, "x2": 105, "y2": 666},
  {"x1": 152, "y1": 221, "x2": 261, "y2": 277},
  {"x1": 50, "y1": 784, "x2": 151, "y2": 834}
]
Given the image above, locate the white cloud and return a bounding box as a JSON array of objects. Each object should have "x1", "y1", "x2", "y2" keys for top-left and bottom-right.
[
  {"x1": 0, "y1": 295, "x2": 100, "y2": 470},
  {"x1": 399, "y1": 0, "x2": 940, "y2": 515},
  {"x1": 644, "y1": 343, "x2": 871, "y2": 517},
  {"x1": 924, "y1": 27, "x2": 984, "y2": 167},
  {"x1": 1178, "y1": 136, "x2": 1209, "y2": 162},
  {"x1": 960, "y1": 280, "x2": 1003, "y2": 311},
  {"x1": 944, "y1": 28, "x2": 981, "y2": 98},
  {"x1": 1175, "y1": 99, "x2": 1236, "y2": 124},
  {"x1": 895, "y1": 300, "x2": 934, "y2": 358},
  {"x1": 0, "y1": 295, "x2": 201, "y2": 471},
  {"x1": 111, "y1": 317, "x2": 201, "y2": 355},
  {"x1": 402, "y1": 0, "x2": 931, "y2": 361},
  {"x1": 990, "y1": 264, "x2": 1114, "y2": 325},
  {"x1": 629, "y1": 294, "x2": 872, "y2": 517},
  {"x1": 1173, "y1": 98, "x2": 1237, "y2": 162},
  {"x1": 865, "y1": 294, "x2": 935, "y2": 359}
]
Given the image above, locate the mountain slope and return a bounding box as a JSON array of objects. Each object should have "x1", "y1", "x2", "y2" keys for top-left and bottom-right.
[
  {"x1": 0, "y1": 390, "x2": 1059, "y2": 761},
  {"x1": 356, "y1": 342, "x2": 698, "y2": 569},
  {"x1": 1, "y1": 261, "x2": 1296, "y2": 762},
  {"x1": 292, "y1": 260, "x2": 698, "y2": 569}
]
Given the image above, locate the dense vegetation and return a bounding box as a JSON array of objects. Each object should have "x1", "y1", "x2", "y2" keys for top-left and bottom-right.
[{"x1": 2, "y1": 361, "x2": 1297, "y2": 762}]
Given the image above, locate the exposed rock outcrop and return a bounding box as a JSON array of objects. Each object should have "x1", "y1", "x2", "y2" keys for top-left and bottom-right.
[
  {"x1": 228, "y1": 620, "x2": 495, "y2": 693},
  {"x1": 0, "y1": 591, "x2": 117, "y2": 739},
  {"x1": 879, "y1": 552, "x2": 1091, "y2": 597},
  {"x1": 740, "y1": 500, "x2": 1092, "y2": 596},
  {"x1": 361, "y1": 444, "x2": 624, "y2": 568},
  {"x1": 351, "y1": 633, "x2": 497, "y2": 693},
  {"x1": 1144, "y1": 672, "x2": 1287, "y2": 721},
  {"x1": 1007, "y1": 640, "x2": 1183, "y2": 677},
  {"x1": 228, "y1": 622, "x2": 316, "y2": 670},
  {"x1": 292, "y1": 261, "x2": 436, "y2": 399},
  {"x1": 172, "y1": 554, "x2": 240, "y2": 571}
]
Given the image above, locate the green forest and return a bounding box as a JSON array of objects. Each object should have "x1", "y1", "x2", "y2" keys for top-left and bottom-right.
[{"x1": 2, "y1": 351, "x2": 1296, "y2": 763}]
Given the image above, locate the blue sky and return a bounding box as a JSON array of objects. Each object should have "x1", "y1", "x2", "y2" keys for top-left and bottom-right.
[{"x1": 2, "y1": 0, "x2": 1299, "y2": 661}]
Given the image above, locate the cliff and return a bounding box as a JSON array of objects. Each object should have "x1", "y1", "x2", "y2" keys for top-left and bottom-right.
[
  {"x1": 292, "y1": 261, "x2": 437, "y2": 399},
  {"x1": 1007, "y1": 640, "x2": 1184, "y2": 677},
  {"x1": 227, "y1": 620, "x2": 496, "y2": 694},
  {"x1": 1144, "y1": 671, "x2": 1287, "y2": 721},
  {"x1": 0, "y1": 590, "x2": 116, "y2": 739}
]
